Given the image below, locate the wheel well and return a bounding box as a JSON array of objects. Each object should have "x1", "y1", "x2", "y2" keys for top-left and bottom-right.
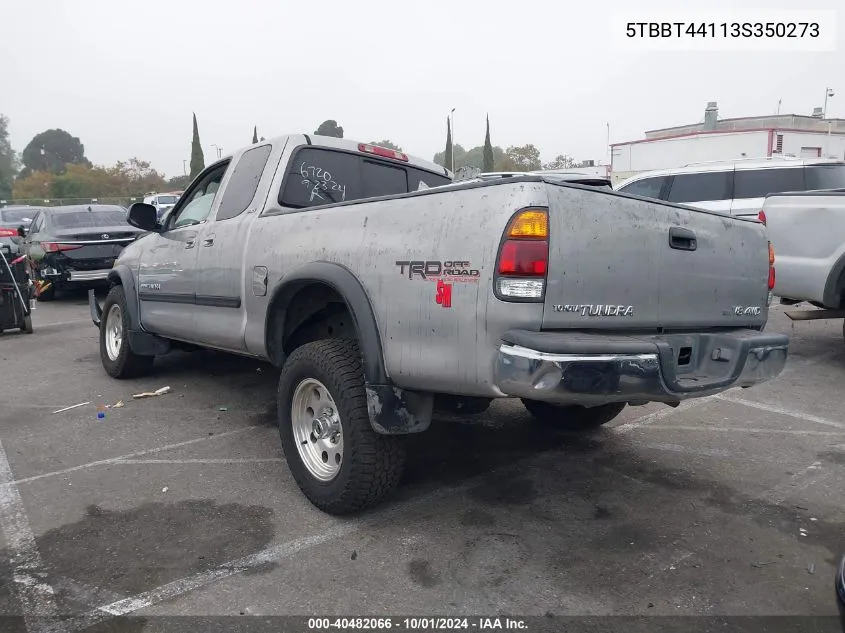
[{"x1": 267, "y1": 283, "x2": 357, "y2": 366}]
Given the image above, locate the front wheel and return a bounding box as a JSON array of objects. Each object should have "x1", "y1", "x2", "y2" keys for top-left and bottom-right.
[
  {"x1": 99, "y1": 285, "x2": 154, "y2": 378},
  {"x1": 22, "y1": 314, "x2": 33, "y2": 334},
  {"x1": 277, "y1": 339, "x2": 406, "y2": 514},
  {"x1": 521, "y1": 400, "x2": 626, "y2": 431}
]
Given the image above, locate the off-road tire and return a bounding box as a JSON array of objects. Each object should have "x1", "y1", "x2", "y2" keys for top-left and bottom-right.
[
  {"x1": 521, "y1": 399, "x2": 626, "y2": 431},
  {"x1": 99, "y1": 285, "x2": 154, "y2": 378},
  {"x1": 277, "y1": 339, "x2": 406, "y2": 514}
]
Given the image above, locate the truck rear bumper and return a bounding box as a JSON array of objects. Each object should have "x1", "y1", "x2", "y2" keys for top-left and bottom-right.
[{"x1": 494, "y1": 329, "x2": 788, "y2": 406}]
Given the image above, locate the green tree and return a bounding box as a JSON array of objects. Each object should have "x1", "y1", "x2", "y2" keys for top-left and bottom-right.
[
  {"x1": 543, "y1": 154, "x2": 577, "y2": 170},
  {"x1": 0, "y1": 114, "x2": 17, "y2": 201},
  {"x1": 20, "y1": 129, "x2": 89, "y2": 178},
  {"x1": 498, "y1": 144, "x2": 542, "y2": 172},
  {"x1": 433, "y1": 144, "x2": 504, "y2": 171},
  {"x1": 252, "y1": 126, "x2": 259, "y2": 144},
  {"x1": 369, "y1": 140, "x2": 403, "y2": 151},
  {"x1": 314, "y1": 120, "x2": 343, "y2": 138},
  {"x1": 167, "y1": 174, "x2": 192, "y2": 190},
  {"x1": 483, "y1": 115, "x2": 495, "y2": 172},
  {"x1": 190, "y1": 113, "x2": 205, "y2": 179},
  {"x1": 443, "y1": 117, "x2": 453, "y2": 171}
]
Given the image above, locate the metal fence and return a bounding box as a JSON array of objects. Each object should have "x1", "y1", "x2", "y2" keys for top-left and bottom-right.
[{"x1": 0, "y1": 196, "x2": 147, "y2": 208}]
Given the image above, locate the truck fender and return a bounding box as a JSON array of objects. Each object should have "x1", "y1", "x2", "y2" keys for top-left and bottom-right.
[
  {"x1": 266, "y1": 261, "x2": 432, "y2": 435},
  {"x1": 104, "y1": 265, "x2": 170, "y2": 356},
  {"x1": 822, "y1": 252, "x2": 845, "y2": 308}
]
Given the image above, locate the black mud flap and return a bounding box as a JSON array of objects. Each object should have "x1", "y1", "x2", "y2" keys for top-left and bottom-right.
[
  {"x1": 365, "y1": 384, "x2": 433, "y2": 435},
  {"x1": 88, "y1": 289, "x2": 102, "y2": 326}
]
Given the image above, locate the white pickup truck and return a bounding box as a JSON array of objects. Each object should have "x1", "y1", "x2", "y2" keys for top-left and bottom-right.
[{"x1": 90, "y1": 134, "x2": 789, "y2": 514}]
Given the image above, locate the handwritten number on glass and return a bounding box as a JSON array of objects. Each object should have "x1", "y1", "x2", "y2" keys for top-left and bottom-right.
[{"x1": 299, "y1": 162, "x2": 347, "y2": 203}]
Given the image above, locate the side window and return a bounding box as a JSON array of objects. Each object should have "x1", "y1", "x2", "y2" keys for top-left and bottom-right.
[
  {"x1": 279, "y1": 148, "x2": 363, "y2": 208},
  {"x1": 216, "y1": 144, "x2": 273, "y2": 221},
  {"x1": 733, "y1": 168, "x2": 805, "y2": 199},
  {"x1": 362, "y1": 159, "x2": 406, "y2": 197},
  {"x1": 168, "y1": 163, "x2": 229, "y2": 230},
  {"x1": 666, "y1": 171, "x2": 732, "y2": 203},
  {"x1": 618, "y1": 176, "x2": 669, "y2": 200}
]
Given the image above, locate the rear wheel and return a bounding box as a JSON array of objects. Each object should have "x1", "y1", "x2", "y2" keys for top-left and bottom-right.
[
  {"x1": 277, "y1": 339, "x2": 406, "y2": 514},
  {"x1": 99, "y1": 285, "x2": 154, "y2": 378},
  {"x1": 521, "y1": 399, "x2": 626, "y2": 431}
]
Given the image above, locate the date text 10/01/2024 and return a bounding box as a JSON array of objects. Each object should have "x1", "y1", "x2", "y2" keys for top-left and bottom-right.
[{"x1": 307, "y1": 617, "x2": 528, "y2": 630}]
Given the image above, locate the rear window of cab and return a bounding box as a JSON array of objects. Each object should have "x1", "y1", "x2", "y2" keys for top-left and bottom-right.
[{"x1": 279, "y1": 147, "x2": 450, "y2": 209}]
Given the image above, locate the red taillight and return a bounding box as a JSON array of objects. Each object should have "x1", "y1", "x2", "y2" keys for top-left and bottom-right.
[
  {"x1": 495, "y1": 208, "x2": 550, "y2": 300},
  {"x1": 43, "y1": 242, "x2": 83, "y2": 252},
  {"x1": 358, "y1": 143, "x2": 409, "y2": 162},
  {"x1": 0, "y1": 228, "x2": 17, "y2": 237},
  {"x1": 768, "y1": 266, "x2": 776, "y2": 290},
  {"x1": 758, "y1": 210, "x2": 767, "y2": 226},
  {"x1": 498, "y1": 240, "x2": 548, "y2": 276}
]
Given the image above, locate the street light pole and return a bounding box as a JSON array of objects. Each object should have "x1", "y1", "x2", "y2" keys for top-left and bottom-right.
[
  {"x1": 823, "y1": 87, "x2": 835, "y2": 118},
  {"x1": 450, "y1": 108, "x2": 456, "y2": 173}
]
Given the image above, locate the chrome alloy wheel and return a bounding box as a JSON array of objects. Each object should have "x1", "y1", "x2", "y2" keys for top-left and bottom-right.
[
  {"x1": 105, "y1": 304, "x2": 124, "y2": 361},
  {"x1": 291, "y1": 378, "x2": 343, "y2": 481}
]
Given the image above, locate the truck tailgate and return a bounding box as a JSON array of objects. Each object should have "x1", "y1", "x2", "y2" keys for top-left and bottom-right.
[{"x1": 541, "y1": 183, "x2": 770, "y2": 330}]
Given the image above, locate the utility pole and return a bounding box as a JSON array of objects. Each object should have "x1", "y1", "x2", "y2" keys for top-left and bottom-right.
[
  {"x1": 450, "y1": 108, "x2": 456, "y2": 173},
  {"x1": 182, "y1": 159, "x2": 187, "y2": 175}
]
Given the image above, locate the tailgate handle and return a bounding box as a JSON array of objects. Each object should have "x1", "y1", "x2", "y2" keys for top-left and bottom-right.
[{"x1": 669, "y1": 227, "x2": 697, "y2": 251}]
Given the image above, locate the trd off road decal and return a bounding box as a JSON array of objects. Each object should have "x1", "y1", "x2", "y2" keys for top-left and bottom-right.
[{"x1": 395, "y1": 260, "x2": 480, "y2": 309}]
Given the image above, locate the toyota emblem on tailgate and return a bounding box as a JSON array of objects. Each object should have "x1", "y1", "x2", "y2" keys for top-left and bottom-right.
[{"x1": 101, "y1": 233, "x2": 110, "y2": 239}]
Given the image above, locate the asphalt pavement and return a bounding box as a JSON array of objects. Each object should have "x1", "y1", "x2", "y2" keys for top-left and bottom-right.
[{"x1": 1, "y1": 290, "x2": 844, "y2": 632}]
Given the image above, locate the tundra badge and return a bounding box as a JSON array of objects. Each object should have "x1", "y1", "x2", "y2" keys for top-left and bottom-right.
[{"x1": 553, "y1": 304, "x2": 634, "y2": 317}]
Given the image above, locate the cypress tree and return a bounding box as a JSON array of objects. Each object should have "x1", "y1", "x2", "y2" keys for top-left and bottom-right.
[
  {"x1": 252, "y1": 126, "x2": 258, "y2": 144},
  {"x1": 189, "y1": 113, "x2": 204, "y2": 178},
  {"x1": 483, "y1": 115, "x2": 495, "y2": 172},
  {"x1": 444, "y1": 117, "x2": 453, "y2": 172}
]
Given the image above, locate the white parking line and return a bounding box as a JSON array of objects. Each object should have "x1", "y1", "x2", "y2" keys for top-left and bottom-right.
[
  {"x1": 112, "y1": 458, "x2": 284, "y2": 465},
  {"x1": 714, "y1": 393, "x2": 845, "y2": 430},
  {"x1": 613, "y1": 396, "x2": 716, "y2": 434},
  {"x1": 637, "y1": 425, "x2": 845, "y2": 437},
  {"x1": 0, "y1": 440, "x2": 66, "y2": 633},
  {"x1": 11, "y1": 426, "x2": 260, "y2": 486}
]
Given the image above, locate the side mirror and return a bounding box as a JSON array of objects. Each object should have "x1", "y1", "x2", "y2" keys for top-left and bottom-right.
[
  {"x1": 17, "y1": 225, "x2": 26, "y2": 237},
  {"x1": 127, "y1": 202, "x2": 161, "y2": 232}
]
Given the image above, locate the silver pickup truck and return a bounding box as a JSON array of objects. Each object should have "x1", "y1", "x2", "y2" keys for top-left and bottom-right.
[
  {"x1": 90, "y1": 135, "x2": 789, "y2": 513},
  {"x1": 762, "y1": 190, "x2": 845, "y2": 311}
]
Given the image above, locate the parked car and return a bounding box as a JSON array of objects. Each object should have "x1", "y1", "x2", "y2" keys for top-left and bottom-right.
[
  {"x1": 143, "y1": 193, "x2": 180, "y2": 220},
  {"x1": 615, "y1": 157, "x2": 845, "y2": 218},
  {"x1": 24, "y1": 204, "x2": 143, "y2": 301},
  {"x1": 760, "y1": 189, "x2": 845, "y2": 316},
  {"x1": 0, "y1": 205, "x2": 45, "y2": 231},
  {"x1": 89, "y1": 134, "x2": 789, "y2": 514}
]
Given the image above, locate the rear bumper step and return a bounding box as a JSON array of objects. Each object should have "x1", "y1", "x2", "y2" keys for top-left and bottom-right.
[
  {"x1": 494, "y1": 329, "x2": 788, "y2": 406},
  {"x1": 68, "y1": 269, "x2": 111, "y2": 282}
]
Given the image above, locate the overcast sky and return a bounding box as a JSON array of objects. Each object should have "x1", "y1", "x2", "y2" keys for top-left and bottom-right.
[{"x1": 3, "y1": 0, "x2": 843, "y2": 178}]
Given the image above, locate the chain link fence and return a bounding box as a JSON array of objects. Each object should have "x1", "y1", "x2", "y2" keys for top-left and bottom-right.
[{"x1": 0, "y1": 196, "x2": 149, "y2": 208}]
